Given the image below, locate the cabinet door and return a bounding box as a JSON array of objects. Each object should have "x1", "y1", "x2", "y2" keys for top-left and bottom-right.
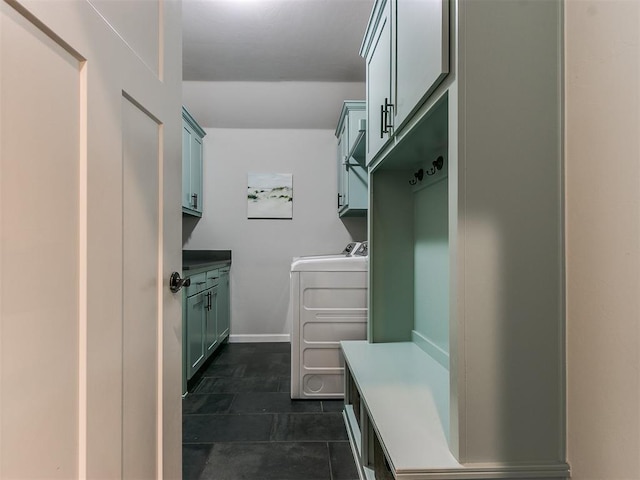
[
  {"x1": 394, "y1": 0, "x2": 449, "y2": 128},
  {"x1": 346, "y1": 164, "x2": 368, "y2": 212},
  {"x1": 337, "y1": 124, "x2": 348, "y2": 212},
  {"x1": 345, "y1": 108, "x2": 368, "y2": 214},
  {"x1": 186, "y1": 292, "x2": 206, "y2": 379},
  {"x1": 347, "y1": 109, "x2": 365, "y2": 154},
  {"x1": 205, "y1": 287, "x2": 218, "y2": 355},
  {"x1": 189, "y1": 133, "x2": 203, "y2": 214},
  {"x1": 366, "y1": 0, "x2": 392, "y2": 165},
  {"x1": 338, "y1": 106, "x2": 368, "y2": 216},
  {"x1": 218, "y1": 271, "x2": 230, "y2": 340},
  {"x1": 182, "y1": 121, "x2": 193, "y2": 211},
  {"x1": 182, "y1": 109, "x2": 205, "y2": 217}
]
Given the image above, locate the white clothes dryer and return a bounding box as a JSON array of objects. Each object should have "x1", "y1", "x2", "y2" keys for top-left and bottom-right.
[{"x1": 290, "y1": 243, "x2": 368, "y2": 399}]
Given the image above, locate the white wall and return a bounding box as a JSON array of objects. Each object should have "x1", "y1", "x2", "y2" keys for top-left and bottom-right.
[
  {"x1": 565, "y1": 1, "x2": 640, "y2": 478},
  {"x1": 183, "y1": 128, "x2": 367, "y2": 341}
]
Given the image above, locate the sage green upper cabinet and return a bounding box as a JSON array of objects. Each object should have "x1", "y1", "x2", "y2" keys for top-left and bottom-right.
[
  {"x1": 336, "y1": 101, "x2": 368, "y2": 217},
  {"x1": 361, "y1": 0, "x2": 449, "y2": 165},
  {"x1": 182, "y1": 107, "x2": 206, "y2": 217},
  {"x1": 395, "y1": 0, "x2": 449, "y2": 128},
  {"x1": 362, "y1": 0, "x2": 392, "y2": 164}
]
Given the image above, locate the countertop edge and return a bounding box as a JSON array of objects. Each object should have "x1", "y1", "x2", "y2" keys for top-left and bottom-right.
[{"x1": 182, "y1": 259, "x2": 232, "y2": 273}]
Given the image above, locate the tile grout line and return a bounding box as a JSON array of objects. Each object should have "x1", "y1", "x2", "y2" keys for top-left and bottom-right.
[{"x1": 327, "y1": 442, "x2": 335, "y2": 480}]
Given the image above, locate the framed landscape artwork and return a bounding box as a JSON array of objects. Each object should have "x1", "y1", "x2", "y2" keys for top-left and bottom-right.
[{"x1": 247, "y1": 173, "x2": 293, "y2": 219}]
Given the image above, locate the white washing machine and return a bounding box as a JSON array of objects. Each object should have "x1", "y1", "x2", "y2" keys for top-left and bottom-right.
[{"x1": 290, "y1": 242, "x2": 368, "y2": 399}]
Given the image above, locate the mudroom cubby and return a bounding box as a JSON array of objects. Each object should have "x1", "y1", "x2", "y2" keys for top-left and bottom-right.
[{"x1": 341, "y1": 1, "x2": 568, "y2": 479}]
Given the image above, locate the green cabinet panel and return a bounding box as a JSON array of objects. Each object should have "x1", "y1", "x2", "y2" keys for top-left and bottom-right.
[
  {"x1": 394, "y1": 0, "x2": 449, "y2": 128},
  {"x1": 182, "y1": 124, "x2": 192, "y2": 211},
  {"x1": 185, "y1": 272, "x2": 206, "y2": 297},
  {"x1": 205, "y1": 286, "x2": 218, "y2": 354},
  {"x1": 182, "y1": 107, "x2": 206, "y2": 217},
  {"x1": 186, "y1": 291, "x2": 206, "y2": 379},
  {"x1": 335, "y1": 101, "x2": 368, "y2": 217},
  {"x1": 217, "y1": 269, "x2": 230, "y2": 341},
  {"x1": 204, "y1": 268, "x2": 220, "y2": 354}
]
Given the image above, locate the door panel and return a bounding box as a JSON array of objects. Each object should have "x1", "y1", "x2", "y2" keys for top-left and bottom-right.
[
  {"x1": 0, "y1": 0, "x2": 182, "y2": 478},
  {"x1": 122, "y1": 96, "x2": 160, "y2": 480},
  {"x1": 87, "y1": 0, "x2": 160, "y2": 75},
  {"x1": 0, "y1": 4, "x2": 82, "y2": 477}
]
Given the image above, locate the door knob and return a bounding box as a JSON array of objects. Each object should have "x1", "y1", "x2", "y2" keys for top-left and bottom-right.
[{"x1": 169, "y1": 272, "x2": 191, "y2": 293}]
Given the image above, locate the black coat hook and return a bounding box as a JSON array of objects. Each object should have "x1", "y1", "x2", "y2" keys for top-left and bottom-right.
[
  {"x1": 409, "y1": 168, "x2": 424, "y2": 185},
  {"x1": 426, "y1": 156, "x2": 444, "y2": 176}
]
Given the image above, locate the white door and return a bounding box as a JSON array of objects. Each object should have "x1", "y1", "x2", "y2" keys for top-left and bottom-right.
[{"x1": 0, "y1": 1, "x2": 183, "y2": 478}]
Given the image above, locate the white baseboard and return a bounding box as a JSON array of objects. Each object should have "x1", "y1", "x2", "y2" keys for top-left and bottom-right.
[{"x1": 228, "y1": 334, "x2": 291, "y2": 343}]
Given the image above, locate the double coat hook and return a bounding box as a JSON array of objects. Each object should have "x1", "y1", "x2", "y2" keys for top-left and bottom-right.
[{"x1": 409, "y1": 156, "x2": 445, "y2": 185}]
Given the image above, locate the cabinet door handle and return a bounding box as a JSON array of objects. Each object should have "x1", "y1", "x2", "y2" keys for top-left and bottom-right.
[
  {"x1": 338, "y1": 193, "x2": 343, "y2": 208},
  {"x1": 382, "y1": 97, "x2": 394, "y2": 135},
  {"x1": 380, "y1": 103, "x2": 385, "y2": 138},
  {"x1": 206, "y1": 292, "x2": 211, "y2": 310},
  {"x1": 192, "y1": 193, "x2": 198, "y2": 209}
]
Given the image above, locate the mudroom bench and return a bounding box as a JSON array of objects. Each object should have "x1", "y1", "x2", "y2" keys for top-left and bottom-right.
[
  {"x1": 341, "y1": 341, "x2": 569, "y2": 480},
  {"x1": 341, "y1": 341, "x2": 459, "y2": 480}
]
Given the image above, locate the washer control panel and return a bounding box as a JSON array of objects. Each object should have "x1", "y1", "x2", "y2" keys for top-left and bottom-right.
[
  {"x1": 341, "y1": 242, "x2": 361, "y2": 255},
  {"x1": 352, "y1": 242, "x2": 368, "y2": 257}
]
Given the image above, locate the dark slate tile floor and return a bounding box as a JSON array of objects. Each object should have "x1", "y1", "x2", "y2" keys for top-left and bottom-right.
[{"x1": 183, "y1": 342, "x2": 359, "y2": 480}]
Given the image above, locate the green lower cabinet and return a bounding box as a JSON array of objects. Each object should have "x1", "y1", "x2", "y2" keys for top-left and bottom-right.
[{"x1": 183, "y1": 264, "x2": 231, "y2": 392}]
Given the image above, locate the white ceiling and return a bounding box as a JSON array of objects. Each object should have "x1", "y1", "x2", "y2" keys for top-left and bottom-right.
[{"x1": 182, "y1": 0, "x2": 374, "y2": 82}]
